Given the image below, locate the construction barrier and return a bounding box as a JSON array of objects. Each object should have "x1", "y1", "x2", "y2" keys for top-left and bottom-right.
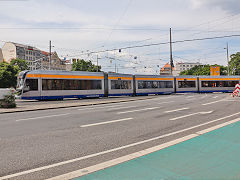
[{"x1": 232, "y1": 84, "x2": 240, "y2": 97}]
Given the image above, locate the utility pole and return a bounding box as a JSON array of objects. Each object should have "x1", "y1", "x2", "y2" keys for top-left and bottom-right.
[
  {"x1": 96, "y1": 54, "x2": 99, "y2": 72},
  {"x1": 49, "y1": 40, "x2": 52, "y2": 70},
  {"x1": 225, "y1": 43, "x2": 230, "y2": 76},
  {"x1": 169, "y1": 28, "x2": 174, "y2": 75}
]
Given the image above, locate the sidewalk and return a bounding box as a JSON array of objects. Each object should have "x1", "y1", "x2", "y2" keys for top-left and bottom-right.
[
  {"x1": 74, "y1": 120, "x2": 240, "y2": 180},
  {"x1": 0, "y1": 96, "x2": 155, "y2": 114}
]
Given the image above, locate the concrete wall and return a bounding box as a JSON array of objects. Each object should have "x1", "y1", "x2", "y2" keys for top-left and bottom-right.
[{"x1": 2, "y1": 42, "x2": 17, "y2": 63}]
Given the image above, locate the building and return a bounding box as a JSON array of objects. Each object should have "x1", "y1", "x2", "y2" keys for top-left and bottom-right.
[
  {"x1": 41, "y1": 51, "x2": 66, "y2": 71},
  {"x1": 160, "y1": 63, "x2": 174, "y2": 75},
  {"x1": 2, "y1": 42, "x2": 42, "y2": 69},
  {"x1": 0, "y1": 48, "x2": 3, "y2": 63},
  {"x1": 1, "y1": 42, "x2": 66, "y2": 70},
  {"x1": 173, "y1": 62, "x2": 201, "y2": 76}
]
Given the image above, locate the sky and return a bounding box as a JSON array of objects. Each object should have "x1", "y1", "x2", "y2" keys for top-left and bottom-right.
[{"x1": 0, "y1": 0, "x2": 240, "y2": 74}]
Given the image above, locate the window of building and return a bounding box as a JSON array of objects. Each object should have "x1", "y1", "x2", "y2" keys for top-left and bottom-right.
[
  {"x1": 178, "y1": 81, "x2": 196, "y2": 88},
  {"x1": 187, "y1": 65, "x2": 189, "y2": 67},
  {"x1": 42, "y1": 79, "x2": 102, "y2": 91},
  {"x1": 111, "y1": 80, "x2": 132, "y2": 89}
]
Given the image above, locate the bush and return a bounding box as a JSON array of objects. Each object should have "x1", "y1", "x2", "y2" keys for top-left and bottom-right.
[{"x1": 0, "y1": 89, "x2": 17, "y2": 108}]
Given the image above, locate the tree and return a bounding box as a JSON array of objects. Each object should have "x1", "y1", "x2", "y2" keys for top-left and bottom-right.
[
  {"x1": 10, "y1": 58, "x2": 29, "y2": 71},
  {"x1": 229, "y1": 52, "x2": 240, "y2": 75},
  {"x1": 0, "y1": 62, "x2": 19, "y2": 88},
  {"x1": 180, "y1": 64, "x2": 227, "y2": 76},
  {"x1": 72, "y1": 59, "x2": 101, "y2": 72}
]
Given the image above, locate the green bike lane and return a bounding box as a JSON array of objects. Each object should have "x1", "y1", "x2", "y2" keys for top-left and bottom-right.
[{"x1": 74, "y1": 120, "x2": 240, "y2": 180}]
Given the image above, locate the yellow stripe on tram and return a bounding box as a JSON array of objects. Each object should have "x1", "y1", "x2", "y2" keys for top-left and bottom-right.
[
  {"x1": 199, "y1": 78, "x2": 240, "y2": 81},
  {"x1": 27, "y1": 74, "x2": 104, "y2": 80},
  {"x1": 136, "y1": 78, "x2": 174, "y2": 81}
]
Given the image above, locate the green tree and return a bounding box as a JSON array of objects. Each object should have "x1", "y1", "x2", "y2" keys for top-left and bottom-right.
[
  {"x1": 72, "y1": 59, "x2": 101, "y2": 72},
  {"x1": 0, "y1": 62, "x2": 19, "y2": 88},
  {"x1": 229, "y1": 52, "x2": 240, "y2": 75},
  {"x1": 180, "y1": 64, "x2": 227, "y2": 76},
  {"x1": 10, "y1": 58, "x2": 29, "y2": 71}
]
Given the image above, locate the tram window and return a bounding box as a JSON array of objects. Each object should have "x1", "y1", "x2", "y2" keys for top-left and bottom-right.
[
  {"x1": 25, "y1": 79, "x2": 38, "y2": 91},
  {"x1": 138, "y1": 81, "x2": 173, "y2": 89},
  {"x1": 42, "y1": 79, "x2": 102, "y2": 90},
  {"x1": 165, "y1": 81, "x2": 173, "y2": 88},
  {"x1": 178, "y1": 81, "x2": 196, "y2": 88},
  {"x1": 201, "y1": 81, "x2": 239, "y2": 88},
  {"x1": 111, "y1": 80, "x2": 132, "y2": 89}
]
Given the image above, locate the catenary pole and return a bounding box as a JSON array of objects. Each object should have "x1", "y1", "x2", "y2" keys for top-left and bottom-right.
[
  {"x1": 49, "y1": 40, "x2": 52, "y2": 70},
  {"x1": 170, "y1": 28, "x2": 174, "y2": 75}
]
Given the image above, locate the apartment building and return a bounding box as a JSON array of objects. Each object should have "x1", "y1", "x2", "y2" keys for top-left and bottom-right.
[
  {"x1": 1, "y1": 42, "x2": 66, "y2": 70},
  {"x1": 2, "y1": 42, "x2": 42, "y2": 69}
]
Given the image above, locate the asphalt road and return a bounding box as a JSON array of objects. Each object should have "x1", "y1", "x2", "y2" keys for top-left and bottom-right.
[{"x1": 0, "y1": 93, "x2": 239, "y2": 180}]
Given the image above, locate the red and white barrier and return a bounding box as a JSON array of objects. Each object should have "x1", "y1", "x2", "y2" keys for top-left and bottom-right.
[{"x1": 232, "y1": 84, "x2": 240, "y2": 97}]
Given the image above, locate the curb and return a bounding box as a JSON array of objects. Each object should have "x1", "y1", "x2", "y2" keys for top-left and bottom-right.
[{"x1": 0, "y1": 96, "x2": 156, "y2": 114}]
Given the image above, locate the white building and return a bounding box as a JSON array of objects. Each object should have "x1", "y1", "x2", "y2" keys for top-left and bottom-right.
[
  {"x1": 1, "y1": 42, "x2": 66, "y2": 70},
  {"x1": 173, "y1": 62, "x2": 201, "y2": 76},
  {"x1": 0, "y1": 48, "x2": 3, "y2": 63},
  {"x1": 2, "y1": 42, "x2": 42, "y2": 70}
]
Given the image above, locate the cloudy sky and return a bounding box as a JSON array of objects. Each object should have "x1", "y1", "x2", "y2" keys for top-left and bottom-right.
[{"x1": 0, "y1": 0, "x2": 240, "y2": 74}]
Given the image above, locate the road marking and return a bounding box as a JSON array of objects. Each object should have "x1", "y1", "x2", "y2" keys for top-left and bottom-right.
[
  {"x1": 117, "y1": 107, "x2": 160, "y2": 114},
  {"x1": 186, "y1": 96, "x2": 194, "y2": 98},
  {"x1": 80, "y1": 118, "x2": 133, "y2": 128},
  {"x1": 46, "y1": 117, "x2": 240, "y2": 180},
  {"x1": 158, "y1": 101, "x2": 175, "y2": 105},
  {"x1": 165, "y1": 107, "x2": 189, "y2": 113},
  {"x1": 78, "y1": 104, "x2": 124, "y2": 111},
  {"x1": 108, "y1": 106, "x2": 137, "y2": 111},
  {"x1": 186, "y1": 98, "x2": 196, "y2": 101},
  {"x1": 213, "y1": 96, "x2": 218, "y2": 99},
  {"x1": 3, "y1": 112, "x2": 240, "y2": 180},
  {"x1": 16, "y1": 113, "x2": 70, "y2": 122},
  {"x1": 170, "y1": 111, "x2": 213, "y2": 121},
  {"x1": 202, "y1": 99, "x2": 225, "y2": 106}
]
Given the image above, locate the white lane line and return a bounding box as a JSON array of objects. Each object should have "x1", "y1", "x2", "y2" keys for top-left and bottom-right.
[
  {"x1": 16, "y1": 113, "x2": 70, "y2": 122},
  {"x1": 2, "y1": 112, "x2": 240, "y2": 180},
  {"x1": 108, "y1": 106, "x2": 137, "y2": 111},
  {"x1": 202, "y1": 99, "x2": 225, "y2": 106},
  {"x1": 165, "y1": 107, "x2": 189, "y2": 113},
  {"x1": 78, "y1": 104, "x2": 124, "y2": 111},
  {"x1": 213, "y1": 96, "x2": 218, "y2": 99},
  {"x1": 170, "y1": 111, "x2": 213, "y2": 121},
  {"x1": 117, "y1": 107, "x2": 160, "y2": 114},
  {"x1": 158, "y1": 101, "x2": 175, "y2": 105},
  {"x1": 46, "y1": 134, "x2": 198, "y2": 180},
  {"x1": 46, "y1": 117, "x2": 240, "y2": 180},
  {"x1": 187, "y1": 98, "x2": 196, "y2": 101},
  {"x1": 80, "y1": 118, "x2": 133, "y2": 128},
  {"x1": 186, "y1": 96, "x2": 194, "y2": 98}
]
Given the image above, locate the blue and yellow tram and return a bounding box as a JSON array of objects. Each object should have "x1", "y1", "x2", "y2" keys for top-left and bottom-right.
[{"x1": 16, "y1": 70, "x2": 240, "y2": 100}]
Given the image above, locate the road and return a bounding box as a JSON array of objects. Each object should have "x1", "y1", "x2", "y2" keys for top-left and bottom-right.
[{"x1": 0, "y1": 93, "x2": 239, "y2": 180}]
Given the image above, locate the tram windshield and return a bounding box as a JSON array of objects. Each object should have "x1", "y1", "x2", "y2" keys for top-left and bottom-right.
[{"x1": 16, "y1": 71, "x2": 29, "y2": 92}]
